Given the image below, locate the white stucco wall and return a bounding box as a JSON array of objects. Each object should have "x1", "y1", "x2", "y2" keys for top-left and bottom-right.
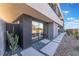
[{"x1": 26, "y1": 3, "x2": 63, "y2": 26}]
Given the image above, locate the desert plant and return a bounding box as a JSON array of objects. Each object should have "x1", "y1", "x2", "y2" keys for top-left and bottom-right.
[
  {"x1": 6, "y1": 31, "x2": 19, "y2": 52},
  {"x1": 66, "y1": 30, "x2": 70, "y2": 36},
  {"x1": 75, "y1": 30, "x2": 79, "y2": 39}
]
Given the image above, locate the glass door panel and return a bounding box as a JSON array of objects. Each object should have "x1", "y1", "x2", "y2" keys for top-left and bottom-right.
[{"x1": 32, "y1": 21, "x2": 43, "y2": 42}]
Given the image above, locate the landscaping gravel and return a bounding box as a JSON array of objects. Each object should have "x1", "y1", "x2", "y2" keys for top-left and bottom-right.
[{"x1": 54, "y1": 34, "x2": 79, "y2": 56}]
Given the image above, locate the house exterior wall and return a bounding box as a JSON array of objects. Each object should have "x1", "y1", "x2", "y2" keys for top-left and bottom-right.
[
  {"x1": 48, "y1": 23, "x2": 54, "y2": 40},
  {"x1": 0, "y1": 19, "x2": 6, "y2": 55},
  {"x1": 43, "y1": 23, "x2": 48, "y2": 38},
  {"x1": 0, "y1": 3, "x2": 64, "y2": 55},
  {"x1": 53, "y1": 22, "x2": 58, "y2": 38},
  {"x1": 0, "y1": 3, "x2": 63, "y2": 26},
  {"x1": 20, "y1": 14, "x2": 32, "y2": 49},
  {"x1": 26, "y1": 3, "x2": 63, "y2": 26},
  {"x1": 0, "y1": 4, "x2": 52, "y2": 23}
]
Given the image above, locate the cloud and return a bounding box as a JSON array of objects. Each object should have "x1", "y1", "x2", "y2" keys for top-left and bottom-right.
[
  {"x1": 63, "y1": 10, "x2": 69, "y2": 14},
  {"x1": 67, "y1": 17, "x2": 75, "y2": 20},
  {"x1": 65, "y1": 19, "x2": 79, "y2": 29},
  {"x1": 66, "y1": 19, "x2": 79, "y2": 24}
]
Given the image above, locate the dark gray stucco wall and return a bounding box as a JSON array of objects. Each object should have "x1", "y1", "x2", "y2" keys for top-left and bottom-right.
[
  {"x1": 53, "y1": 22, "x2": 58, "y2": 38},
  {"x1": 43, "y1": 22, "x2": 48, "y2": 38},
  {"x1": 20, "y1": 14, "x2": 32, "y2": 49},
  {"x1": 48, "y1": 22, "x2": 53, "y2": 40},
  {"x1": 43, "y1": 22, "x2": 53, "y2": 40}
]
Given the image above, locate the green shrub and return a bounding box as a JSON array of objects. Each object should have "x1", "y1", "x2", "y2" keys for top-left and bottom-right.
[{"x1": 6, "y1": 31, "x2": 19, "y2": 52}]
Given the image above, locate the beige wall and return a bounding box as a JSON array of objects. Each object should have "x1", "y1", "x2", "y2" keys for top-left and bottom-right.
[
  {"x1": 0, "y1": 3, "x2": 52, "y2": 23},
  {"x1": 0, "y1": 3, "x2": 63, "y2": 26},
  {"x1": 26, "y1": 3, "x2": 63, "y2": 26}
]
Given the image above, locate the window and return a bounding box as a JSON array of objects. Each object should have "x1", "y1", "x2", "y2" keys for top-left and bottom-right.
[{"x1": 32, "y1": 21, "x2": 43, "y2": 42}]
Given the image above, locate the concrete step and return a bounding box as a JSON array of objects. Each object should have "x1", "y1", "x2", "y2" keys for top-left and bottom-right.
[
  {"x1": 21, "y1": 47, "x2": 44, "y2": 56},
  {"x1": 40, "y1": 39, "x2": 50, "y2": 44}
]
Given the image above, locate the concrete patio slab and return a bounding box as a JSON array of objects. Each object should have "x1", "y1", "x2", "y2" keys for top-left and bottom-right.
[
  {"x1": 21, "y1": 47, "x2": 44, "y2": 56},
  {"x1": 40, "y1": 39, "x2": 50, "y2": 44},
  {"x1": 40, "y1": 33, "x2": 65, "y2": 56}
]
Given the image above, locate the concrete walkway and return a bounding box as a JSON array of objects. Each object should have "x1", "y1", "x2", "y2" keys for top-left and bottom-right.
[
  {"x1": 40, "y1": 33, "x2": 65, "y2": 56},
  {"x1": 12, "y1": 32, "x2": 65, "y2": 56},
  {"x1": 21, "y1": 47, "x2": 44, "y2": 56}
]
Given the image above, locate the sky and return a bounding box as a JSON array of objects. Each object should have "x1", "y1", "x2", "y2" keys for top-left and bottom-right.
[{"x1": 60, "y1": 3, "x2": 79, "y2": 29}]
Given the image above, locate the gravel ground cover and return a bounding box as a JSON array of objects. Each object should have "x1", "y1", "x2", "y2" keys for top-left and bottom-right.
[{"x1": 54, "y1": 34, "x2": 79, "y2": 56}]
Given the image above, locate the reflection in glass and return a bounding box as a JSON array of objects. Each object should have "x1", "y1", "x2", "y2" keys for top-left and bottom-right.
[{"x1": 32, "y1": 21, "x2": 43, "y2": 42}]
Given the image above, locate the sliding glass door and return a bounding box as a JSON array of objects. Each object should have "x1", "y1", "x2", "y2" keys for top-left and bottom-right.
[{"x1": 32, "y1": 21, "x2": 43, "y2": 42}]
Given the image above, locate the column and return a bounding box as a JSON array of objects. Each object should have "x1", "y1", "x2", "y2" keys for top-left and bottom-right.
[
  {"x1": 0, "y1": 19, "x2": 6, "y2": 56},
  {"x1": 53, "y1": 22, "x2": 58, "y2": 38},
  {"x1": 48, "y1": 22, "x2": 53, "y2": 40},
  {"x1": 20, "y1": 14, "x2": 32, "y2": 49}
]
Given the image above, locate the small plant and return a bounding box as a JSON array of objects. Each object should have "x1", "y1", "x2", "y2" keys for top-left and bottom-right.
[
  {"x1": 66, "y1": 30, "x2": 70, "y2": 36},
  {"x1": 75, "y1": 30, "x2": 79, "y2": 39},
  {"x1": 6, "y1": 31, "x2": 19, "y2": 52}
]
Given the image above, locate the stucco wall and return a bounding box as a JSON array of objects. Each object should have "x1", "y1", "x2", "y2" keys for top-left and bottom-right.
[
  {"x1": 26, "y1": 3, "x2": 63, "y2": 26},
  {"x1": 53, "y1": 22, "x2": 58, "y2": 38},
  {"x1": 43, "y1": 22, "x2": 48, "y2": 38},
  {"x1": 0, "y1": 3, "x2": 52, "y2": 23},
  {"x1": 22, "y1": 14, "x2": 32, "y2": 49},
  {"x1": 48, "y1": 23, "x2": 53, "y2": 40},
  {"x1": 0, "y1": 19, "x2": 5, "y2": 56}
]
